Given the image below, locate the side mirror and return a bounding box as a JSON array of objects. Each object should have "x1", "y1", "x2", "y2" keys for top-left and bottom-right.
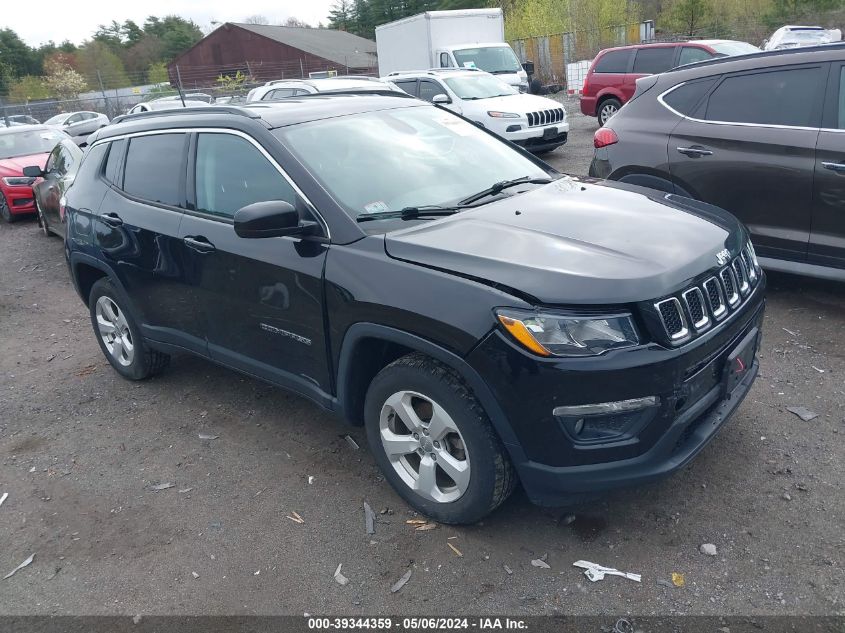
[
  {"x1": 23, "y1": 165, "x2": 44, "y2": 178},
  {"x1": 522, "y1": 61, "x2": 535, "y2": 77},
  {"x1": 432, "y1": 94, "x2": 451, "y2": 104},
  {"x1": 234, "y1": 200, "x2": 318, "y2": 239}
]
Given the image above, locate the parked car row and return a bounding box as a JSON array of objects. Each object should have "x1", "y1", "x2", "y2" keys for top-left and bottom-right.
[{"x1": 589, "y1": 43, "x2": 845, "y2": 280}]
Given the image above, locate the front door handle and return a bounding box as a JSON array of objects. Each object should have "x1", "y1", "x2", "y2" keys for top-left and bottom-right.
[
  {"x1": 183, "y1": 236, "x2": 216, "y2": 254},
  {"x1": 677, "y1": 146, "x2": 713, "y2": 157},
  {"x1": 101, "y1": 213, "x2": 123, "y2": 227},
  {"x1": 821, "y1": 161, "x2": 845, "y2": 173}
]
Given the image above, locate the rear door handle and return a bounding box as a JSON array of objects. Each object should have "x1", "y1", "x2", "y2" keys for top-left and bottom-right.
[
  {"x1": 101, "y1": 213, "x2": 123, "y2": 227},
  {"x1": 821, "y1": 161, "x2": 845, "y2": 173},
  {"x1": 183, "y1": 236, "x2": 216, "y2": 254},
  {"x1": 677, "y1": 147, "x2": 713, "y2": 157}
]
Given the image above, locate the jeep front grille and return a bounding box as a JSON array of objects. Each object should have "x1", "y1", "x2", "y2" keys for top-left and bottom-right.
[
  {"x1": 653, "y1": 244, "x2": 760, "y2": 345},
  {"x1": 526, "y1": 108, "x2": 565, "y2": 127}
]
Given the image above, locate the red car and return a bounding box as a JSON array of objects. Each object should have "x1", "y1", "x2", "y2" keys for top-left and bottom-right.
[
  {"x1": 580, "y1": 40, "x2": 759, "y2": 125},
  {"x1": 0, "y1": 126, "x2": 70, "y2": 223}
]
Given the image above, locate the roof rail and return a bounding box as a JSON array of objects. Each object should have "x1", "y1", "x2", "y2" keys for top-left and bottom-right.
[
  {"x1": 112, "y1": 105, "x2": 263, "y2": 125},
  {"x1": 387, "y1": 68, "x2": 480, "y2": 77},
  {"x1": 293, "y1": 89, "x2": 414, "y2": 98}
]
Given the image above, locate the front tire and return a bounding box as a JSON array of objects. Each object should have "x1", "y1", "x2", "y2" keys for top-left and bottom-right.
[
  {"x1": 88, "y1": 278, "x2": 169, "y2": 380},
  {"x1": 364, "y1": 353, "x2": 516, "y2": 524},
  {"x1": 598, "y1": 98, "x2": 622, "y2": 126},
  {"x1": 0, "y1": 192, "x2": 18, "y2": 223}
]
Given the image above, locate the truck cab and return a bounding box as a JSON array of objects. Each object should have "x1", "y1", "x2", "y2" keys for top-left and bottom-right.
[{"x1": 435, "y1": 43, "x2": 529, "y2": 92}]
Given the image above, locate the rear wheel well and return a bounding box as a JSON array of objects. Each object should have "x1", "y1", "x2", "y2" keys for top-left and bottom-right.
[
  {"x1": 74, "y1": 263, "x2": 108, "y2": 306},
  {"x1": 597, "y1": 94, "x2": 621, "y2": 109},
  {"x1": 341, "y1": 337, "x2": 415, "y2": 426}
]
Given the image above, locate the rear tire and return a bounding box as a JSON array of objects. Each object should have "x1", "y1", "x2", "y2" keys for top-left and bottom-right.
[
  {"x1": 598, "y1": 98, "x2": 622, "y2": 126},
  {"x1": 88, "y1": 278, "x2": 170, "y2": 380},
  {"x1": 364, "y1": 353, "x2": 516, "y2": 524}
]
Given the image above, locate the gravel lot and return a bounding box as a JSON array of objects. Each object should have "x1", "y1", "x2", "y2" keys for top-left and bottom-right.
[{"x1": 1, "y1": 101, "x2": 843, "y2": 617}]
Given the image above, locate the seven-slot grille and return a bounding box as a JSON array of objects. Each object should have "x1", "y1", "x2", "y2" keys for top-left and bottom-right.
[
  {"x1": 654, "y1": 243, "x2": 760, "y2": 345},
  {"x1": 526, "y1": 108, "x2": 565, "y2": 128}
]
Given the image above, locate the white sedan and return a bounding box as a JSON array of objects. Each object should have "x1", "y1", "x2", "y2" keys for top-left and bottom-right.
[{"x1": 387, "y1": 69, "x2": 569, "y2": 153}]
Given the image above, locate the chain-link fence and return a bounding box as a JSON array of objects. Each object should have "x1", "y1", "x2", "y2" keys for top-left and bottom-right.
[{"x1": 1, "y1": 56, "x2": 379, "y2": 124}]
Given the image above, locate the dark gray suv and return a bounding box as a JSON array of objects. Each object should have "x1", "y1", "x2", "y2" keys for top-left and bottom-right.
[{"x1": 590, "y1": 44, "x2": 845, "y2": 280}]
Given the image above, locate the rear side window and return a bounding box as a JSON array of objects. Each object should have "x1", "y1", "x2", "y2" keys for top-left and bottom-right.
[
  {"x1": 104, "y1": 138, "x2": 126, "y2": 185},
  {"x1": 122, "y1": 134, "x2": 186, "y2": 207},
  {"x1": 632, "y1": 47, "x2": 676, "y2": 74},
  {"x1": 837, "y1": 67, "x2": 845, "y2": 129},
  {"x1": 263, "y1": 88, "x2": 296, "y2": 100},
  {"x1": 392, "y1": 80, "x2": 417, "y2": 96},
  {"x1": 662, "y1": 78, "x2": 717, "y2": 115},
  {"x1": 195, "y1": 133, "x2": 296, "y2": 219},
  {"x1": 679, "y1": 46, "x2": 713, "y2": 66},
  {"x1": 705, "y1": 66, "x2": 823, "y2": 127},
  {"x1": 593, "y1": 50, "x2": 630, "y2": 73}
]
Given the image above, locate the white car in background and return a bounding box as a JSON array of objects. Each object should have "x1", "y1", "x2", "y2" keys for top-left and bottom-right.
[
  {"x1": 246, "y1": 77, "x2": 402, "y2": 102},
  {"x1": 44, "y1": 111, "x2": 109, "y2": 146},
  {"x1": 763, "y1": 25, "x2": 842, "y2": 50},
  {"x1": 387, "y1": 69, "x2": 569, "y2": 152},
  {"x1": 126, "y1": 99, "x2": 212, "y2": 114}
]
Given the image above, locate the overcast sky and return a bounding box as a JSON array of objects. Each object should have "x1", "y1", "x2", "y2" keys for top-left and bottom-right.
[{"x1": 10, "y1": 0, "x2": 337, "y2": 47}]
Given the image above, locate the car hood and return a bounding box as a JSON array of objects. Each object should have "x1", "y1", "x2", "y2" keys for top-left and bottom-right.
[
  {"x1": 383, "y1": 178, "x2": 746, "y2": 305},
  {"x1": 475, "y1": 93, "x2": 565, "y2": 114},
  {"x1": 0, "y1": 152, "x2": 49, "y2": 178}
]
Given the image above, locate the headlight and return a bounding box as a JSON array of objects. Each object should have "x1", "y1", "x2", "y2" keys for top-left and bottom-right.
[
  {"x1": 487, "y1": 111, "x2": 521, "y2": 118},
  {"x1": 496, "y1": 308, "x2": 640, "y2": 357},
  {"x1": 3, "y1": 176, "x2": 36, "y2": 186}
]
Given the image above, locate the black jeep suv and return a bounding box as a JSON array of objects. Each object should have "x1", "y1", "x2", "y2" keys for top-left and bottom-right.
[{"x1": 64, "y1": 96, "x2": 765, "y2": 523}]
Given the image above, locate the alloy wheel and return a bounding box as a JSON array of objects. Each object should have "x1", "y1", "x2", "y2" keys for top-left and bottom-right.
[
  {"x1": 600, "y1": 103, "x2": 618, "y2": 125},
  {"x1": 0, "y1": 192, "x2": 10, "y2": 222},
  {"x1": 379, "y1": 390, "x2": 470, "y2": 503},
  {"x1": 95, "y1": 296, "x2": 134, "y2": 367}
]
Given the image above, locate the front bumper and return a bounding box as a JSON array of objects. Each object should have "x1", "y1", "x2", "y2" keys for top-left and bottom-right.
[
  {"x1": 466, "y1": 281, "x2": 765, "y2": 506},
  {"x1": 1, "y1": 184, "x2": 36, "y2": 215}
]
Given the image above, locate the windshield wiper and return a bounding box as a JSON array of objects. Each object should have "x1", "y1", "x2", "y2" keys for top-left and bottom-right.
[
  {"x1": 459, "y1": 176, "x2": 553, "y2": 206},
  {"x1": 489, "y1": 69, "x2": 519, "y2": 74},
  {"x1": 356, "y1": 205, "x2": 463, "y2": 223}
]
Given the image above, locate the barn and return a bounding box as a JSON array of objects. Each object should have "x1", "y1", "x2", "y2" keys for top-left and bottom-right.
[{"x1": 167, "y1": 23, "x2": 378, "y2": 88}]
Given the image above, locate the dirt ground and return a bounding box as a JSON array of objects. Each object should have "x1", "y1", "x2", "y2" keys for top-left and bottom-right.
[{"x1": 0, "y1": 102, "x2": 843, "y2": 617}]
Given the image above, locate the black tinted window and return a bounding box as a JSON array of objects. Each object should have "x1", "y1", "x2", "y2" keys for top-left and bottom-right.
[
  {"x1": 594, "y1": 50, "x2": 630, "y2": 73},
  {"x1": 195, "y1": 133, "x2": 296, "y2": 219},
  {"x1": 392, "y1": 80, "x2": 417, "y2": 96},
  {"x1": 123, "y1": 134, "x2": 185, "y2": 206},
  {"x1": 705, "y1": 67, "x2": 823, "y2": 127},
  {"x1": 663, "y1": 78, "x2": 717, "y2": 115},
  {"x1": 837, "y1": 67, "x2": 845, "y2": 129},
  {"x1": 679, "y1": 46, "x2": 713, "y2": 66},
  {"x1": 632, "y1": 47, "x2": 676, "y2": 74},
  {"x1": 104, "y1": 139, "x2": 126, "y2": 185},
  {"x1": 419, "y1": 80, "x2": 445, "y2": 102}
]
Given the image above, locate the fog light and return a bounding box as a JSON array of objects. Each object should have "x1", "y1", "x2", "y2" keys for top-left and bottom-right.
[
  {"x1": 554, "y1": 397, "x2": 660, "y2": 444},
  {"x1": 506, "y1": 124, "x2": 522, "y2": 132}
]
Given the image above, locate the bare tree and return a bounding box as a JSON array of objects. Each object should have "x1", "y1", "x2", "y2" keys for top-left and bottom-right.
[
  {"x1": 243, "y1": 15, "x2": 270, "y2": 25},
  {"x1": 283, "y1": 17, "x2": 312, "y2": 28}
]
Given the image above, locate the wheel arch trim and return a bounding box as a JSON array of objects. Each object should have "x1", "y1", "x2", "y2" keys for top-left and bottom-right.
[{"x1": 336, "y1": 323, "x2": 528, "y2": 464}]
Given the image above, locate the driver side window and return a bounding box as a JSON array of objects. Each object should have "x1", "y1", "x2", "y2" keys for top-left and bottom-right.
[
  {"x1": 66, "y1": 113, "x2": 83, "y2": 125},
  {"x1": 195, "y1": 133, "x2": 298, "y2": 220},
  {"x1": 419, "y1": 80, "x2": 445, "y2": 102}
]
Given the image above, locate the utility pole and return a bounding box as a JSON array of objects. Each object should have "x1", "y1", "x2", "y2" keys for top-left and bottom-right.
[{"x1": 299, "y1": 58, "x2": 305, "y2": 78}]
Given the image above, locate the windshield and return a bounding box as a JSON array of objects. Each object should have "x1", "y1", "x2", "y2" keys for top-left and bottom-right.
[
  {"x1": 444, "y1": 75, "x2": 516, "y2": 100},
  {"x1": 44, "y1": 113, "x2": 69, "y2": 125},
  {"x1": 453, "y1": 46, "x2": 521, "y2": 74},
  {"x1": 275, "y1": 106, "x2": 548, "y2": 222},
  {"x1": 711, "y1": 41, "x2": 760, "y2": 56},
  {"x1": 0, "y1": 128, "x2": 66, "y2": 159}
]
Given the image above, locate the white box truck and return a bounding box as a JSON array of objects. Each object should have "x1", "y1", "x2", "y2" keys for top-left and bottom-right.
[{"x1": 376, "y1": 9, "x2": 529, "y2": 92}]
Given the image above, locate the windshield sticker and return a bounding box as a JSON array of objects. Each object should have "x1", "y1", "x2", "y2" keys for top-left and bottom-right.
[
  {"x1": 462, "y1": 61, "x2": 477, "y2": 69},
  {"x1": 363, "y1": 201, "x2": 390, "y2": 214}
]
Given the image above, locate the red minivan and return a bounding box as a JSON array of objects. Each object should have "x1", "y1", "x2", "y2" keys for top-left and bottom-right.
[{"x1": 580, "y1": 40, "x2": 759, "y2": 125}]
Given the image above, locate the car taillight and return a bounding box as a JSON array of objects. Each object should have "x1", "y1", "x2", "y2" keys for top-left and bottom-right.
[
  {"x1": 582, "y1": 74, "x2": 590, "y2": 95},
  {"x1": 594, "y1": 128, "x2": 618, "y2": 148}
]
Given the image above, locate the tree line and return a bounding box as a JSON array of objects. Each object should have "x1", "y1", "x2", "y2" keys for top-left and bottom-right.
[{"x1": 0, "y1": 16, "x2": 204, "y2": 103}]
